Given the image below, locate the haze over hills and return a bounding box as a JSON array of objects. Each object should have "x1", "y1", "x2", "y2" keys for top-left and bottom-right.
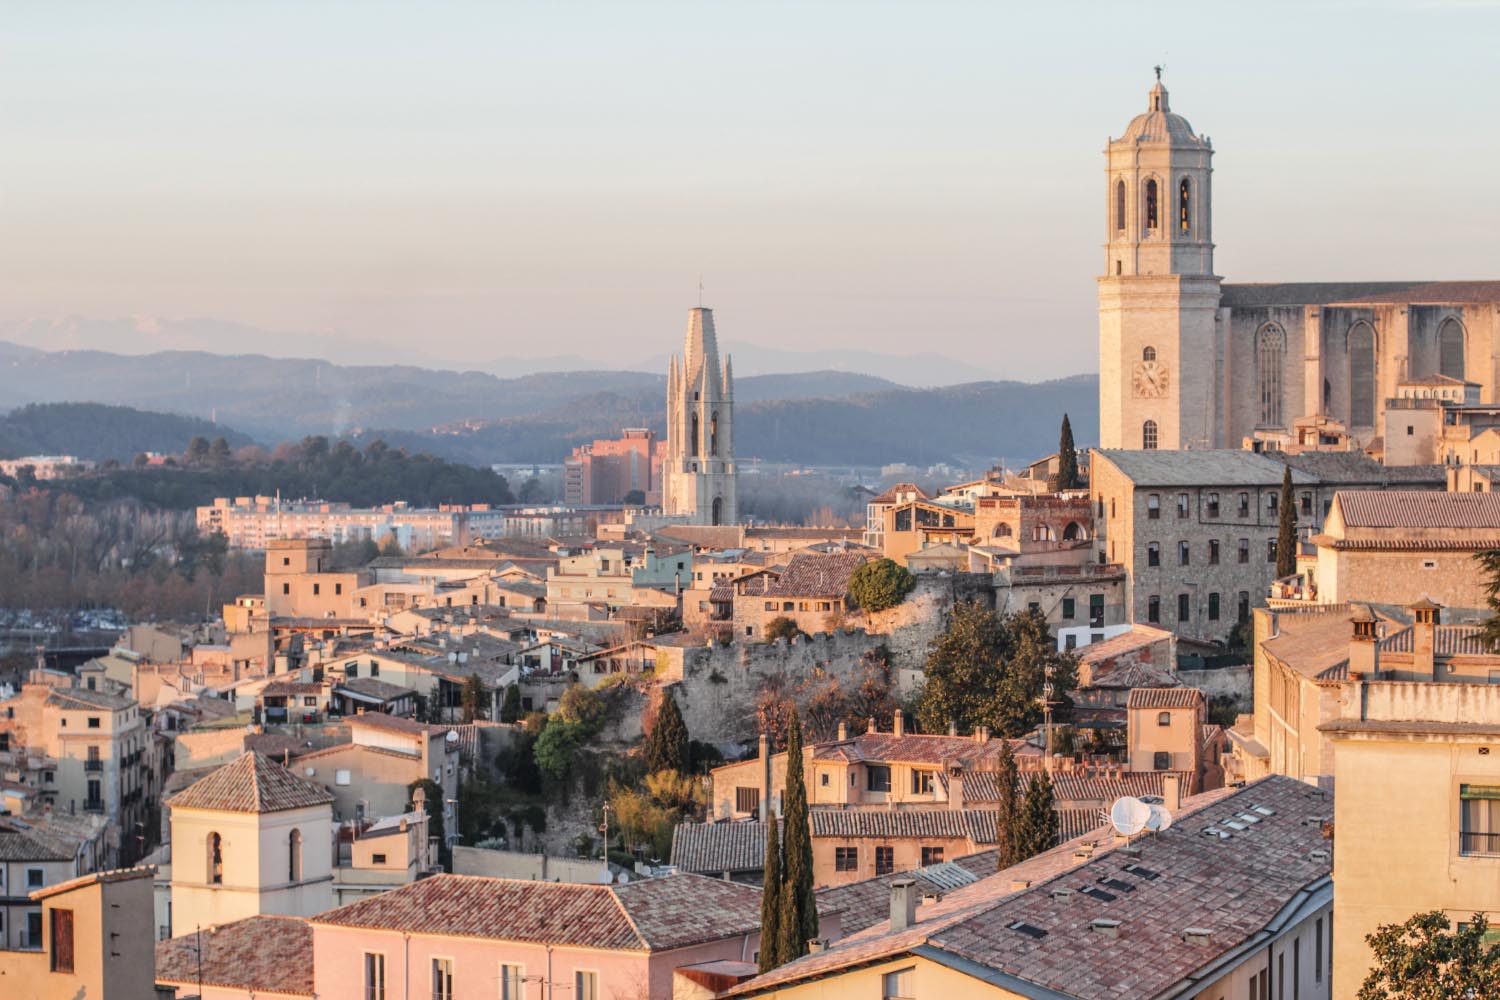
[{"x1": 0, "y1": 339, "x2": 1097, "y2": 470}]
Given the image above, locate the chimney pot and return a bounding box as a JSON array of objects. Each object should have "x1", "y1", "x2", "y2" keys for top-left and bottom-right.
[
  {"x1": 1162, "y1": 773, "x2": 1181, "y2": 812},
  {"x1": 868, "y1": 716, "x2": 878, "y2": 735},
  {"x1": 889, "y1": 878, "x2": 918, "y2": 932},
  {"x1": 837, "y1": 721, "x2": 847, "y2": 741},
  {"x1": 893, "y1": 709, "x2": 905, "y2": 738},
  {"x1": 948, "y1": 719, "x2": 958, "y2": 737}
]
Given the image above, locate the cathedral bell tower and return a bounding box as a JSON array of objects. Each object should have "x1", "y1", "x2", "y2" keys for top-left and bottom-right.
[
  {"x1": 1098, "y1": 74, "x2": 1222, "y2": 450},
  {"x1": 664, "y1": 306, "x2": 737, "y2": 525}
]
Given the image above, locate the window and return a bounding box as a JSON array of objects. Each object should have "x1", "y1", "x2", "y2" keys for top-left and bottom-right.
[
  {"x1": 283, "y1": 583, "x2": 290, "y2": 595},
  {"x1": 1178, "y1": 594, "x2": 1190, "y2": 621},
  {"x1": 835, "y1": 847, "x2": 859, "y2": 872},
  {"x1": 921, "y1": 846, "x2": 945, "y2": 866},
  {"x1": 1208, "y1": 592, "x2": 1220, "y2": 621},
  {"x1": 1256, "y1": 324, "x2": 1286, "y2": 427},
  {"x1": 1147, "y1": 542, "x2": 1160, "y2": 567},
  {"x1": 1461, "y1": 784, "x2": 1500, "y2": 855},
  {"x1": 1061, "y1": 597, "x2": 1075, "y2": 620},
  {"x1": 49, "y1": 908, "x2": 73, "y2": 973},
  {"x1": 1178, "y1": 541, "x2": 1190, "y2": 566},
  {"x1": 1238, "y1": 539, "x2": 1250, "y2": 564},
  {"x1": 575, "y1": 970, "x2": 599, "y2": 1000},
  {"x1": 1238, "y1": 591, "x2": 1251, "y2": 623},
  {"x1": 27, "y1": 867, "x2": 44, "y2": 888},
  {"x1": 335, "y1": 583, "x2": 343, "y2": 595},
  {"x1": 313, "y1": 583, "x2": 321, "y2": 596},
  {"x1": 372, "y1": 853, "x2": 387, "y2": 865},
  {"x1": 1294, "y1": 938, "x2": 1301, "y2": 1000},
  {"x1": 875, "y1": 846, "x2": 894, "y2": 875},
  {"x1": 303, "y1": 696, "x2": 318, "y2": 708},
  {"x1": 1090, "y1": 594, "x2": 1104, "y2": 625},
  {"x1": 1144, "y1": 178, "x2": 1159, "y2": 230},
  {"x1": 364, "y1": 953, "x2": 386, "y2": 1000},
  {"x1": 1440, "y1": 317, "x2": 1466, "y2": 380},
  {"x1": 87, "y1": 717, "x2": 100, "y2": 729},
  {"x1": 911, "y1": 770, "x2": 935, "y2": 794},
  {"x1": 867, "y1": 766, "x2": 892, "y2": 793},
  {"x1": 820, "y1": 773, "x2": 829, "y2": 787},
  {"x1": 336, "y1": 769, "x2": 352, "y2": 786},
  {"x1": 500, "y1": 964, "x2": 523, "y2": 1000},
  {"x1": 1177, "y1": 493, "x2": 1190, "y2": 518},
  {"x1": 1349, "y1": 322, "x2": 1378, "y2": 427},
  {"x1": 1143, "y1": 420, "x2": 1158, "y2": 450},
  {"x1": 1208, "y1": 540, "x2": 1220, "y2": 565},
  {"x1": 1114, "y1": 179, "x2": 1126, "y2": 232},
  {"x1": 1267, "y1": 539, "x2": 1277, "y2": 564},
  {"x1": 1157, "y1": 711, "x2": 1172, "y2": 727},
  {"x1": 1315, "y1": 918, "x2": 1324, "y2": 983},
  {"x1": 1178, "y1": 177, "x2": 1191, "y2": 232},
  {"x1": 432, "y1": 958, "x2": 454, "y2": 1000},
  {"x1": 1147, "y1": 494, "x2": 1160, "y2": 520},
  {"x1": 209, "y1": 832, "x2": 223, "y2": 884},
  {"x1": 1143, "y1": 346, "x2": 1157, "y2": 362},
  {"x1": 1153, "y1": 751, "x2": 1170, "y2": 770},
  {"x1": 1147, "y1": 595, "x2": 1161, "y2": 624},
  {"x1": 883, "y1": 966, "x2": 916, "y2": 1000},
  {"x1": 736, "y1": 787, "x2": 760, "y2": 814},
  {"x1": 1301, "y1": 492, "x2": 1313, "y2": 516},
  {"x1": 1206, "y1": 492, "x2": 1220, "y2": 517},
  {"x1": 1238, "y1": 493, "x2": 1250, "y2": 517},
  {"x1": 289, "y1": 829, "x2": 302, "y2": 882}
]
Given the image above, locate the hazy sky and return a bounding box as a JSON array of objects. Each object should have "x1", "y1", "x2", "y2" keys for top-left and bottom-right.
[{"x1": 1, "y1": 1, "x2": 1497, "y2": 380}]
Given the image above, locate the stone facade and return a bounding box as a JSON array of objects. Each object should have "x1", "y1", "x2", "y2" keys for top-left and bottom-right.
[
  {"x1": 1099, "y1": 78, "x2": 1500, "y2": 453},
  {"x1": 663, "y1": 307, "x2": 737, "y2": 525}
]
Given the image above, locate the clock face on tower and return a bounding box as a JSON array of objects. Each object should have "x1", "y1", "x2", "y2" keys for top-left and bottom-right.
[{"x1": 1133, "y1": 359, "x2": 1169, "y2": 398}]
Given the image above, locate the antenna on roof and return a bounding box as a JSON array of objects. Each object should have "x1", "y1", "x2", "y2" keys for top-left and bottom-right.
[{"x1": 1110, "y1": 796, "x2": 1151, "y2": 838}]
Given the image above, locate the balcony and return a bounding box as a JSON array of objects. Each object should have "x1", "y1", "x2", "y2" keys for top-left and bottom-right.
[
  {"x1": 84, "y1": 799, "x2": 104, "y2": 813},
  {"x1": 1461, "y1": 831, "x2": 1500, "y2": 857},
  {"x1": 84, "y1": 759, "x2": 103, "y2": 772}
]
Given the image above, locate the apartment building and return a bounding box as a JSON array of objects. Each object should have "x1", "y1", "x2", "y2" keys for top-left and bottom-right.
[{"x1": 563, "y1": 428, "x2": 662, "y2": 505}]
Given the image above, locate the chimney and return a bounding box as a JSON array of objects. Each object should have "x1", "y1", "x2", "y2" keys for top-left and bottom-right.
[
  {"x1": 948, "y1": 766, "x2": 965, "y2": 811},
  {"x1": 1411, "y1": 598, "x2": 1441, "y2": 681},
  {"x1": 1162, "y1": 773, "x2": 1181, "y2": 812},
  {"x1": 1348, "y1": 606, "x2": 1379, "y2": 679},
  {"x1": 837, "y1": 721, "x2": 847, "y2": 741},
  {"x1": 974, "y1": 725, "x2": 991, "y2": 744},
  {"x1": 893, "y1": 709, "x2": 905, "y2": 738},
  {"x1": 759, "y1": 732, "x2": 774, "y2": 819},
  {"x1": 868, "y1": 716, "x2": 878, "y2": 735},
  {"x1": 948, "y1": 719, "x2": 958, "y2": 737},
  {"x1": 889, "y1": 879, "x2": 918, "y2": 932}
]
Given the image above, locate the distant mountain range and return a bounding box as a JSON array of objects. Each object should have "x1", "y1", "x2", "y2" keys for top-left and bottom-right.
[{"x1": 0, "y1": 339, "x2": 1097, "y2": 469}]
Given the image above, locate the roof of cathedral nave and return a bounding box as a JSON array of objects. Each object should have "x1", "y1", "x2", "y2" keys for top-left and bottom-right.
[{"x1": 1221, "y1": 280, "x2": 1500, "y2": 308}]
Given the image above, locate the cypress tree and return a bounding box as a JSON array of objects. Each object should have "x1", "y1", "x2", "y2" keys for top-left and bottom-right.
[
  {"x1": 1056, "y1": 414, "x2": 1080, "y2": 491},
  {"x1": 994, "y1": 740, "x2": 1021, "y2": 870},
  {"x1": 774, "y1": 878, "x2": 802, "y2": 968},
  {"x1": 1015, "y1": 769, "x2": 1059, "y2": 861},
  {"x1": 499, "y1": 683, "x2": 522, "y2": 723},
  {"x1": 758, "y1": 817, "x2": 782, "y2": 973},
  {"x1": 779, "y1": 708, "x2": 818, "y2": 957},
  {"x1": 646, "y1": 693, "x2": 690, "y2": 776},
  {"x1": 1275, "y1": 464, "x2": 1298, "y2": 579}
]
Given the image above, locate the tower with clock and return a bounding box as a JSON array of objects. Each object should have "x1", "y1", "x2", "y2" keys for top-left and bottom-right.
[{"x1": 1098, "y1": 72, "x2": 1222, "y2": 451}]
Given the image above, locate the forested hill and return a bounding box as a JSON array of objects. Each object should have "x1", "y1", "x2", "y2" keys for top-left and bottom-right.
[{"x1": 0, "y1": 403, "x2": 256, "y2": 464}]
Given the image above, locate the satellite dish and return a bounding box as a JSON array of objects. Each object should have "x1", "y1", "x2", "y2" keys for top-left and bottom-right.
[
  {"x1": 1146, "y1": 803, "x2": 1174, "y2": 833},
  {"x1": 1110, "y1": 797, "x2": 1151, "y2": 837},
  {"x1": 445, "y1": 730, "x2": 459, "y2": 743}
]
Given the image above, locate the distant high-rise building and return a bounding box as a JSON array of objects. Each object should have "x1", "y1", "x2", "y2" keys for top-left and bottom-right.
[
  {"x1": 563, "y1": 428, "x2": 661, "y2": 505},
  {"x1": 664, "y1": 307, "x2": 737, "y2": 525}
]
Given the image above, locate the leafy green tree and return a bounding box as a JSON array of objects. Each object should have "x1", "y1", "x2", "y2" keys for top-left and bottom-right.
[
  {"x1": 763, "y1": 616, "x2": 803, "y2": 643},
  {"x1": 917, "y1": 602, "x2": 1078, "y2": 738},
  {"x1": 1275, "y1": 464, "x2": 1298, "y2": 579},
  {"x1": 558, "y1": 684, "x2": 605, "y2": 729},
  {"x1": 533, "y1": 720, "x2": 590, "y2": 781},
  {"x1": 779, "y1": 709, "x2": 818, "y2": 959},
  {"x1": 185, "y1": 436, "x2": 211, "y2": 464},
  {"x1": 758, "y1": 817, "x2": 783, "y2": 973},
  {"x1": 994, "y1": 740, "x2": 1021, "y2": 869},
  {"x1": 847, "y1": 558, "x2": 916, "y2": 613},
  {"x1": 499, "y1": 683, "x2": 523, "y2": 723},
  {"x1": 1360, "y1": 911, "x2": 1500, "y2": 999},
  {"x1": 406, "y1": 777, "x2": 448, "y2": 870},
  {"x1": 646, "y1": 692, "x2": 690, "y2": 776},
  {"x1": 1056, "y1": 414, "x2": 1080, "y2": 491},
  {"x1": 1014, "y1": 770, "x2": 1058, "y2": 861},
  {"x1": 208, "y1": 436, "x2": 233, "y2": 465},
  {"x1": 460, "y1": 673, "x2": 488, "y2": 723},
  {"x1": 378, "y1": 534, "x2": 405, "y2": 557}
]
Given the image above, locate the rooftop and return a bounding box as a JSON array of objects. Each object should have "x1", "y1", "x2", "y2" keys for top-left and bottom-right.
[
  {"x1": 1126, "y1": 687, "x2": 1205, "y2": 710},
  {"x1": 165, "y1": 751, "x2": 334, "y2": 815},
  {"x1": 762, "y1": 552, "x2": 870, "y2": 598},
  {"x1": 1221, "y1": 280, "x2": 1500, "y2": 308},
  {"x1": 155, "y1": 915, "x2": 313, "y2": 998},
  {"x1": 1093, "y1": 449, "x2": 1312, "y2": 488},
  {"x1": 1333, "y1": 489, "x2": 1500, "y2": 529}
]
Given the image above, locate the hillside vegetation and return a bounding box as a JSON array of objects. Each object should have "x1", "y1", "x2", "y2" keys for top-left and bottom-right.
[{"x1": 0, "y1": 403, "x2": 255, "y2": 464}]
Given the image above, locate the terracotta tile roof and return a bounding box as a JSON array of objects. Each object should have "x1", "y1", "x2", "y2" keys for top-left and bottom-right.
[
  {"x1": 809, "y1": 733, "x2": 1034, "y2": 767},
  {"x1": 1334, "y1": 489, "x2": 1500, "y2": 529},
  {"x1": 336, "y1": 677, "x2": 414, "y2": 701},
  {"x1": 31, "y1": 865, "x2": 154, "y2": 901},
  {"x1": 728, "y1": 776, "x2": 1331, "y2": 998},
  {"x1": 0, "y1": 819, "x2": 75, "y2": 861},
  {"x1": 1379, "y1": 624, "x2": 1495, "y2": 657},
  {"x1": 962, "y1": 769, "x2": 1196, "y2": 806},
  {"x1": 311, "y1": 872, "x2": 766, "y2": 952},
  {"x1": 870, "y1": 482, "x2": 930, "y2": 504},
  {"x1": 671, "y1": 821, "x2": 769, "y2": 874},
  {"x1": 1126, "y1": 687, "x2": 1205, "y2": 710},
  {"x1": 763, "y1": 552, "x2": 869, "y2": 598},
  {"x1": 817, "y1": 854, "x2": 992, "y2": 935},
  {"x1": 810, "y1": 809, "x2": 999, "y2": 843},
  {"x1": 345, "y1": 712, "x2": 445, "y2": 736},
  {"x1": 45, "y1": 687, "x2": 134, "y2": 711},
  {"x1": 261, "y1": 681, "x2": 324, "y2": 697},
  {"x1": 1077, "y1": 625, "x2": 1174, "y2": 665},
  {"x1": 165, "y1": 751, "x2": 334, "y2": 814},
  {"x1": 155, "y1": 915, "x2": 313, "y2": 997}
]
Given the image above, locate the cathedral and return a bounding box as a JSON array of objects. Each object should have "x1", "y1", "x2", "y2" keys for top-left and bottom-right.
[
  {"x1": 663, "y1": 306, "x2": 738, "y2": 525},
  {"x1": 1099, "y1": 76, "x2": 1500, "y2": 452}
]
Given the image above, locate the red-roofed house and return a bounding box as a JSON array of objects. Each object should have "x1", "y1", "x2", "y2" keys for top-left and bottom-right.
[{"x1": 734, "y1": 551, "x2": 872, "y2": 639}]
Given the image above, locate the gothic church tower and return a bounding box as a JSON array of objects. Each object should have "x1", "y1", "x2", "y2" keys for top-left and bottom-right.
[
  {"x1": 1098, "y1": 77, "x2": 1222, "y2": 450},
  {"x1": 664, "y1": 307, "x2": 737, "y2": 525}
]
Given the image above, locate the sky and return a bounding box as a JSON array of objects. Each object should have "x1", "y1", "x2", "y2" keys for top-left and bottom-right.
[{"x1": 1, "y1": 0, "x2": 1497, "y2": 381}]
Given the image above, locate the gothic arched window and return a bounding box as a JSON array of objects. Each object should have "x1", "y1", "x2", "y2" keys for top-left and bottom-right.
[
  {"x1": 208, "y1": 832, "x2": 223, "y2": 885},
  {"x1": 1349, "y1": 322, "x2": 1378, "y2": 428},
  {"x1": 1142, "y1": 346, "x2": 1157, "y2": 362},
  {"x1": 710, "y1": 412, "x2": 719, "y2": 457},
  {"x1": 1143, "y1": 420, "x2": 1159, "y2": 450},
  {"x1": 1144, "y1": 179, "x2": 1159, "y2": 231},
  {"x1": 1178, "y1": 178, "x2": 1191, "y2": 233},
  {"x1": 711, "y1": 496, "x2": 724, "y2": 526},
  {"x1": 1115, "y1": 179, "x2": 1126, "y2": 232},
  {"x1": 288, "y1": 829, "x2": 302, "y2": 882},
  {"x1": 1439, "y1": 318, "x2": 1466, "y2": 380},
  {"x1": 690, "y1": 413, "x2": 699, "y2": 458},
  {"x1": 1256, "y1": 324, "x2": 1286, "y2": 428}
]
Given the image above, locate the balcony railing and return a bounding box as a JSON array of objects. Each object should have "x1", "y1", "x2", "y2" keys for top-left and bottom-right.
[
  {"x1": 1461, "y1": 831, "x2": 1500, "y2": 856},
  {"x1": 84, "y1": 799, "x2": 104, "y2": 813},
  {"x1": 84, "y1": 759, "x2": 103, "y2": 772}
]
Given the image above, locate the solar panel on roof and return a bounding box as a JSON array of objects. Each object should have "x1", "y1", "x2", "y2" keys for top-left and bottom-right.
[
  {"x1": 1008, "y1": 920, "x2": 1048, "y2": 939},
  {"x1": 1121, "y1": 863, "x2": 1160, "y2": 880},
  {"x1": 1079, "y1": 886, "x2": 1116, "y2": 902},
  {"x1": 1098, "y1": 877, "x2": 1136, "y2": 893}
]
